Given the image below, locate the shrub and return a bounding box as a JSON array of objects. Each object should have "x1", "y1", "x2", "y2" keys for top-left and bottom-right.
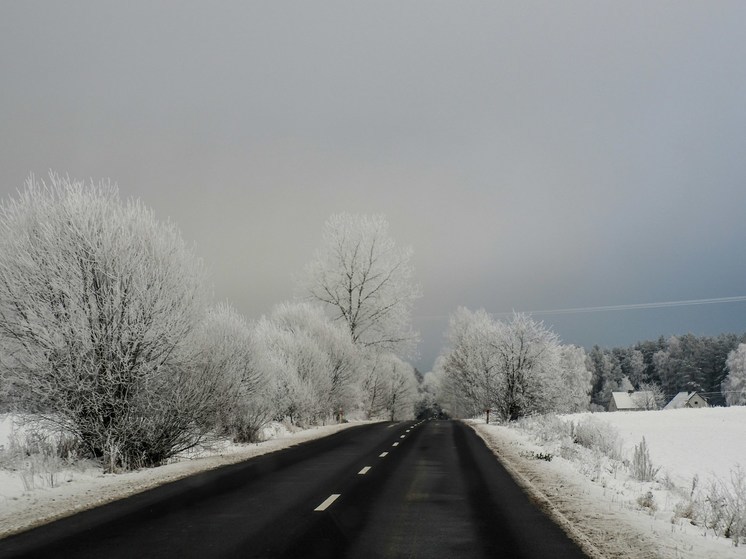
[
  {"x1": 571, "y1": 416, "x2": 623, "y2": 460},
  {"x1": 631, "y1": 437, "x2": 660, "y2": 482},
  {"x1": 637, "y1": 490, "x2": 657, "y2": 512},
  {"x1": 0, "y1": 422, "x2": 87, "y2": 490},
  {"x1": 516, "y1": 414, "x2": 571, "y2": 444},
  {"x1": 0, "y1": 175, "x2": 214, "y2": 472},
  {"x1": 703, "y1": 465, "x2": 746, "y2": 545}
]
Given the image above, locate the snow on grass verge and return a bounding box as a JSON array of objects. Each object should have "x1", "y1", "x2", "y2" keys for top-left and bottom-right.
[
  {"x1": 0, "y1": 414, "x2": 375, "y2": 539},
  {"x1": 470, "y1": 406, "x2": 746, "y2": 559}
]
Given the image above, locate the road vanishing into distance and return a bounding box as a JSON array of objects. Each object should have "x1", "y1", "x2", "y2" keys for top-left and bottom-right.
[{"x1": 0, "y1": 420, "x2": 588, "y2": 558}]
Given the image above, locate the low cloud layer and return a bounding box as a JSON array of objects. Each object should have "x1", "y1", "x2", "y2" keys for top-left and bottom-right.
[{"x1": 2, "y1": 2, "x2": 746, "y2": 370}]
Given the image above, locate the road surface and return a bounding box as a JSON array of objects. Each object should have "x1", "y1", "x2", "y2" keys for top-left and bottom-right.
[{"x1": 0, "y1": 420, "x2": 588, "y2": 558}]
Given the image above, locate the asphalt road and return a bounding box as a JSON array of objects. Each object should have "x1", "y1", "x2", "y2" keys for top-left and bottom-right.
[{"x1": 0, "y1": 420, "x2": 588, "y2": 558}]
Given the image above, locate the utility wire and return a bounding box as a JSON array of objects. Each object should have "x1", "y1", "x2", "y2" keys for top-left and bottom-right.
[
  {"x1": 504, "y1": 295, "x2": 746, "y2": 317},
  {"x1": 415, "y1": 295, "x2": 746, "y2": 321}
]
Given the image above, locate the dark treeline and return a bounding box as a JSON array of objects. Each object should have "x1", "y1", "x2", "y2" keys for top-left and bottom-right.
[{"x1": 588, "y1": 332, "x2": 746, "y2": 408}]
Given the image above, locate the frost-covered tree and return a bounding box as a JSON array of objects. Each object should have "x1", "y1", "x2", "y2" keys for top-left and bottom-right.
[
  {"x1": 723, "y1": 344, "x2": 746, "y2": 406},
  {"x1": 431, "y1": 355, "x2": 473, "y2": 418},
  {"x1": 438, "y1": 309, "x2": 577, "y2": 421},
  {"x1": 250, "y1": 302, "x2": 365, "y2": 426},
  {"x1": 588, "y1": 346, "x2": 623, "y2": 406},
  {"x1": 0, "y1": 175, "x2": 211, "y2": 471},
  {"x1": 359, "y1": 350, "x2": 390, "y2": 419},
  {"x1": 490, "y1": 313, "x2": 562, "y2": 421},
  {"x1": 554, "y1": 345, "x2": 592, "y2": 413},
  {"x1": 381, "y1": 354, "x2": 419, "y2": 421},
  {"x1": 251, "y1": 316, "x2": 328, "y2": 427},
  {"x1": 300, "y1": 213, "x2": 421, "y2": 356},
  {"x1": 271, "y1": 301, "x2": 362, "y2": 417},
  {"x1": 633, "y1": 382, "x2": 665, "y2": 410},
  {"x1": 360, "y1": 351, "x2": 418, "y2": 420},
  {"x1": 623, "y1": 349, "x2": 646, "y2": 386},
  {"x1": 441, "y1": 307, "x2": 500, "y2": 417},
  {"x1": 193, "y1": 304, "x2": 269, "y2": 442}
]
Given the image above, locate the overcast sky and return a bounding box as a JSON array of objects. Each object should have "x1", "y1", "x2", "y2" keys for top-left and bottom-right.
[{"x1": 2, "y1": 2, "x2": 746, "y2": 371}]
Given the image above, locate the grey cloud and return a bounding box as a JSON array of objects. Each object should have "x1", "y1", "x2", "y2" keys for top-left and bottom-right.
[{"x1": 2, "y1": 2, "x2": 746, "y2": 370}]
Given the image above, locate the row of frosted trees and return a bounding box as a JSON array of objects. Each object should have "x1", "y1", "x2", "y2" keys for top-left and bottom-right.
[
  {"x1": 431, "y1": 308, "x2": 593, "y2": 421},
  {"x1": 0, "y1": 175, "x2": 420, "y2": 471}
]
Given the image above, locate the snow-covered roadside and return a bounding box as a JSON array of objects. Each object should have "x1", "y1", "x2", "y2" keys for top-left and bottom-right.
[
  {"x1": 469, "y1": 410, "x2": 746, "y2": 559},
  {"x1": 0, "y1": 417, "x2": 374, "y2": 539}
]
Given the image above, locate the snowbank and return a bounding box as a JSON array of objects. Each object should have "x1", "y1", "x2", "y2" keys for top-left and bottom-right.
[{"x1": 0, "y1": 414, "x2": 373, "y2": 539}]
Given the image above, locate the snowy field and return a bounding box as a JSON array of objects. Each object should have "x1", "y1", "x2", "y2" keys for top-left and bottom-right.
[
  {"x1": 473, "y1": 406, "x2": 746, "y2": 559},
  {"x1": 567, "y1": 407, "x2": 746, "y2": 487},
  {"x1": 0, "y1": 414, "x2": 373, "y2": 539}
]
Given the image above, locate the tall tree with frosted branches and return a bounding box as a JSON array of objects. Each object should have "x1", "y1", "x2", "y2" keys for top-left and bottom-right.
[
  {"x1": 723, "y1": 343, "x2": 746, "y2": 406},
  {"x1": 300, "y1": 213, "x2": 421, "y2": 357}
]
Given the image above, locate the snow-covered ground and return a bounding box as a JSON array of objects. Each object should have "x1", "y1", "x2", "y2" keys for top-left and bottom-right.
[
  {"x1": 471, "y1": 406, "x2": 746, "y2": 559},
  {"x1": 568, "y1": 407, "x2": 745, "y2": 487},
  {"x1": 0, "y1": 414, "x2": 373, "y2": 539}
]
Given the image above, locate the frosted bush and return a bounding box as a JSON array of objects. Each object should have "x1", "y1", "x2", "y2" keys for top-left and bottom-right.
[
  {"x1": 0, "y1": 424, "x2": 86, "y2": 491},
  {"x1": 515, "y1": 414, "x2": 571, "y2": 445},
  {"x1": 637, "y1": 490, "x2": 657, "y2": 513},
  {"x1": 571, "y1": 416, "x2": 623, "y2": 460},
  {"x1": 703, "y1": 465, "x2": 746, "y2": 545},
  {"x1": 0, "y1": 175, "x2": 214, "y2": 472},
  {"x1": 630, "y1": 437, "x2": 660, "y2": 482}
]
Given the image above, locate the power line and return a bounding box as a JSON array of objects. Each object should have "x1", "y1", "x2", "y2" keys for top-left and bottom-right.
[
  {"x1": 415, "y1": 295, "x2": 746, "y2": 321},
  {"x1": 508, "y1": 295, "x2": 746, "y2": 317}
]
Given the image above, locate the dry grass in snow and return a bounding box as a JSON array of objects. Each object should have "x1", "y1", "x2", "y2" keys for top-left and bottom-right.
[
  {"x1": 0, "y1": 414, "x2": 372, "y2": 539},
  {"x1": 470, "y1": 406, "x2": 746, "y2": 559}
]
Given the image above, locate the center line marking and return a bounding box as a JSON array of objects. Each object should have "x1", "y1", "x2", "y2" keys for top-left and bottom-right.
[
  {"x1": 393, "y1": 442, "x2": 399, "y2": 446},
  {"x1": 400, "y1": 435, "x2": 405, "y2": 438},
  {"x1": 358, "y1": 466, "x2": 371, "y2": 475},
  {"x1": 379, "y1": 452, "x2": 388, "y2": 457},
  {"x1": 314, "y1": 494, "x2": 341, "y2": 511}
]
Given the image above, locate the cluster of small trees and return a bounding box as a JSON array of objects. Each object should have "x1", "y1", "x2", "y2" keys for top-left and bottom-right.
[
  {"x1": 0, "y1": 176, "x2": 421, "y2": 471},
  {"x1": 431, "y1": 308, "x2": 592, "y2": 421}
]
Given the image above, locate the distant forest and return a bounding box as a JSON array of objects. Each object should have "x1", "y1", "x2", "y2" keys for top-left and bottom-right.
[{"x1": 587, "y1": 333, "x2": 746, "y2": 408}]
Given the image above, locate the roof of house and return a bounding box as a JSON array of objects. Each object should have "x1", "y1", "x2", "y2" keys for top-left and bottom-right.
[
  {"x1": 611, "y1": 391, "x2": 655, "y2": 410},
  {"x1": 610, "y1": 392, "x2": 638, "y2": 410},
  {"x1": 663, "y1": 391, "x2": 703, "y2": 410}
]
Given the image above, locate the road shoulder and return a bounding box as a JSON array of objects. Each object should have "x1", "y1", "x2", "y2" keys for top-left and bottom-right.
[
  {"x1": 0, "y1": 421, "x2": 374, "y2": 540},
  {"x1": 469, "y1": 421, "x2": 667, "y2": 559}
]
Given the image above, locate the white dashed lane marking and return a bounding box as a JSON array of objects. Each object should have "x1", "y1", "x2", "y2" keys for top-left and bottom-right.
[
  {"x1": 358, "y1": 466, "x2": 371, "y2": 475},
  {"x1": 379, "y1": 452, "x2": 388, "y2": 457},
  {"x1": 400, "y1": 435, "x2": 406, "y2": 438},
  {"x1": 314, "y1": 494, "x2": 341, "y2": 511},
  {"x1": 393, "y1": 442, "x2": 399, "y2": 447}
]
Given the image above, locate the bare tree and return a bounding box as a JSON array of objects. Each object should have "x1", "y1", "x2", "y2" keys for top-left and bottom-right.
[
  {"x1": 300, "y1": 214, "x2": 421, "y2": 356},
  {"x1": 0, "y1": 175, "x2": 212, "y2": 471}
]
